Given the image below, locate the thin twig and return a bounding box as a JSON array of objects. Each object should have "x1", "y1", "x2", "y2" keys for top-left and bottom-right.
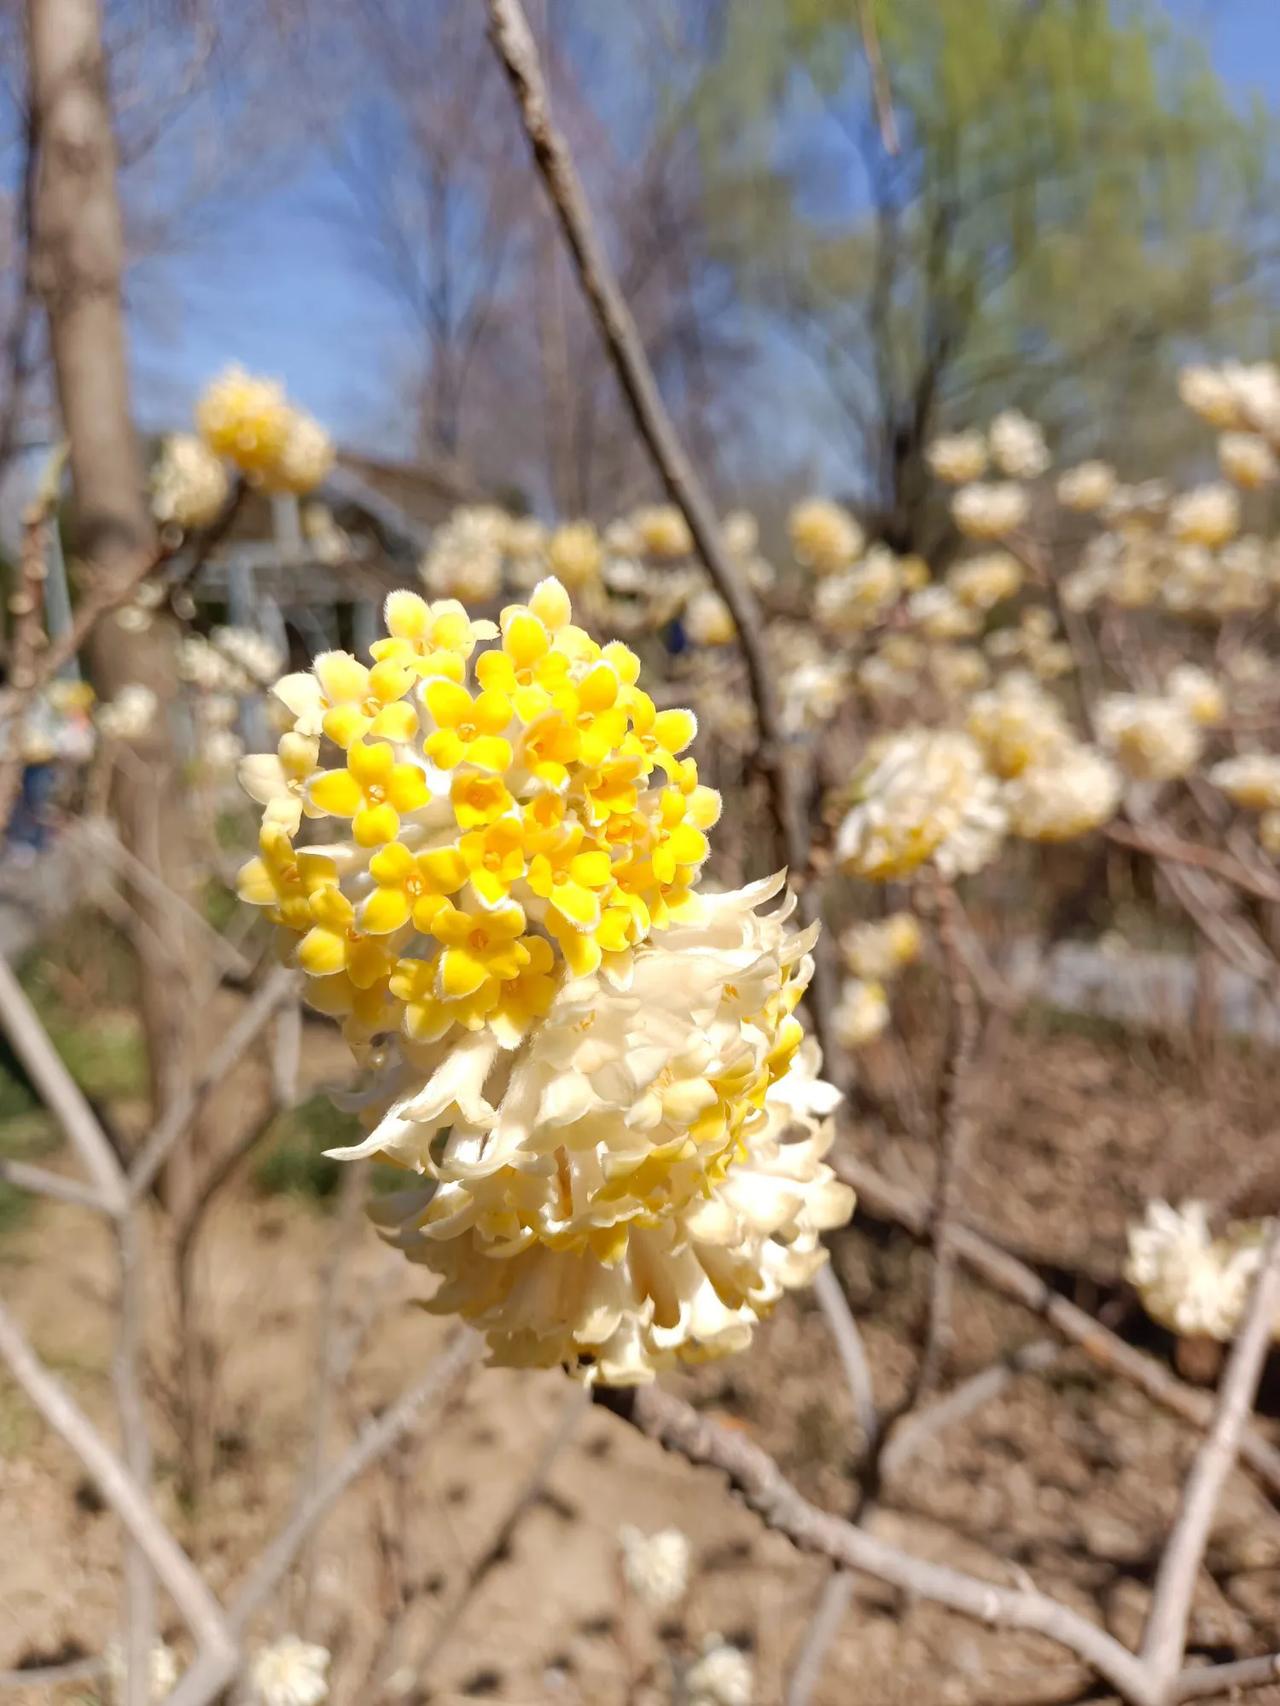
[
  {"x1": 1104, "y1": 821, "x2": 1280, "y2": 907},
  {"x1": 0, "y1": 951, "x2": 127, "y2": 1214},
  {"x1": 293, "y1": 1158, "x2": 371, "y2": 1627},
  {"x1": 786, "y1": 1570, "x2": 856, "y2": 1706},
  {"x1": 1140, "y1": 1223, "x2": 1280, "y2": 1698},
  {"x1": 163, "y1": 1330, "x2": 482, "y2": 1706},
  {"x1": 881, "y1": 1340, "x2": 1063, "y2": 1481},
  {"x1": 855, "y1": 0, "x2": 899, "y2": 154},
  {"x1": 483, "y1": 0, "x2": 840, "y2": 1055},
  {"x1": 0, "y1": 1657, "x2": 105, "y2": 1691},
  {"x1": 0, "y1": 1156, "x2": 111, "y2": 1211},
  {"x1": 812, "y1": 1264, "x2": 878, "y2": 1450},
  {"x1": 0, "y1": 1299, "x2": 234, "y2": 1664},
  {"x1": 128, "y1": 965, "x2": 299, "y2": 1202},
  {"x1": 1173, "y1": 1654, "x2": 1280, "y2": 1700},
  {"x1": 914, "y1": 883, "x2": 981, "y2": 1400},
  {"x1": 0, "y1": 473, "x2": 57, "y2": 836},
  {"x1": 113, "y1": 1214, "x2": 155, "y2": 1706},
  {"x1": 595, "y1": 1382, "x2": 1158, "y2": 1705}
]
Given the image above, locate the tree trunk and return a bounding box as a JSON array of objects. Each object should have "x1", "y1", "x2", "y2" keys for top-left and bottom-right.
[{"x1": 26, "y1": 0, "x2": 199, "y2": 1190}]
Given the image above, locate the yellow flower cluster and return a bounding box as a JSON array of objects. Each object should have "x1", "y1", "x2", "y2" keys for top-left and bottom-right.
[
  {"x1": 196, "y1": 365, "x2": 334, "y2": 495},
  {"x1": 236, "y1": 581, "x2": 854, "y2": 1381},
  {"x1": 237, "y1": 576, "x2": 720, "y2": 1050}
]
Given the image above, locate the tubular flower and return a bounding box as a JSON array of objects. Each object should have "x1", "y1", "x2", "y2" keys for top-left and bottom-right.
[
  {"x1": 1003, "y1": 745, "x2": 1121, "y2": 842},
  {"x1": 332, "y1": 878, "x2": 851, "y2": 1382},
  {"x1": 835, "y1": 730, "x2": 1007, "y2": 882}
]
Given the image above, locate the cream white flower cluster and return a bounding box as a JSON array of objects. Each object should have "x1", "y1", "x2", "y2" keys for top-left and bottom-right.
[
  {"x1": 832, "y1": 911, "x2": 921, "y2": 1051},
  {"x1": 619, "y1": 1524, "x2": 690, "y2": 1613},
  {"x1": 151, "y1": 433, "x2": 230, "y2": 531},
  {"x1": 195, "y1": 366, "x2": 334, "y2": 495},
  {"x1": 237, "y1": 579, "x2": 852, "y2": 1381},
  {"x1": 835, "y1": 730, "x2": 1008, "y2": 881},
  {"x1": 250, "y1": 1635, "x2": 331, "y2": 1706},
  {"x1": 1126, "y1": 1201, "x2": 1275, "y2": 1342}
]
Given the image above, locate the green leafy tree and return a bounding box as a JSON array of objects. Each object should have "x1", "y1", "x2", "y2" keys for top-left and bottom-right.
[{"x1": 694, "y1": 0, "x2": 1279, "y2": 552}]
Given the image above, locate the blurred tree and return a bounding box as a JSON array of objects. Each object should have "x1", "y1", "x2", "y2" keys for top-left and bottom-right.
[{"x1": 694, "y1": 0, "x2": 1280, "y2": 552}]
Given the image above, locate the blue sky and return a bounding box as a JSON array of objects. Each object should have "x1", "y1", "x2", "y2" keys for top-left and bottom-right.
[{"x1": 125, "y1": 0, "x2": 1280, "y2": 462}]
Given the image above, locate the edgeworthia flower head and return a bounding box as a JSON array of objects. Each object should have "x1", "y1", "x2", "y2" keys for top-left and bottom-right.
[
  {"x1": 619, "y1": 1524, "x2": 690, "y2": 1612},
  {"x1": 238, "y1": 579, "x2": 853, "y2": 1382},
  {"x1": 250, "y1": 1636, "x2": 331, "y2": 1706}
]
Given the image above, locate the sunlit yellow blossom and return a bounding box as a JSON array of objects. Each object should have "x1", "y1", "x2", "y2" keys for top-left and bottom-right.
[
  {"x1": 952, "y1": 481, "x2": 1029, "y2": 540},
  {"x1": 788, "y1": 498, "x2": 863, "y2": 576},
  {"x1": 236, "y1": 825, "x2": 337, "y2": 931},
  {"x1": 927, "y1": 430, "x2": 987, "y2": 485},
  {"x1": 238, "y1": 732, "x2": 321, "y2": 834},
  {"x1": 1169, "y1": 482, "x2": 1240, "y2": 549},
  {"x1": 632, "y1": 504, "x2": 693, "y2": 559},
  {"x1": 313, "y1": 651, "x2": 418, "y2": 749},
  {"x1": 836, "y1": 730, "x2": 1006, "y2": 881},
  {"x1": 1056, "y1": 460, "x2": 1116, "y2": 512},
  {"x1": 1218, "y1": 431, "x2": 1276, "y2": 490},
  {"x1": 298, "y1": 885, "x2": 398, "y2": 986},
  {"x1": 547, "y1": 521, "x2": 603, "y2": 588},
  {"x1": 308, "y1": 738, "x2": 430, "y2": 845}
]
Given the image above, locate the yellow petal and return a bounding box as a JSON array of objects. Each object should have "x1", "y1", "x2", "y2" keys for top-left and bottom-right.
[
  {"x1": 297, "y1": 926, "x2": 348, "y2": 977},
  {"x1": 504, "y1": 611, "x2": 548, "y2": 669},
  {"x1": 384, "y1": 588, "x2": 431, "y2": 641},
  {"x1": 425, "y1": 678, "x2": 473, "y2": 730},
  {"x1": 308, "y1": 768, "x2": 363, "y2": 816},
  {"x1": 653, "y1": 708, "x2": 697, "y2": 754},
  {"x1": 549, "y1": 879, "x2": 601, "y2": 931},
  {"x1": 371, "y1": 701, "x2": 419, "y2": 742},
  {"x1": 314, "y1": 650, "x2": 368, "y2": 704},
  {"x1": 362, "y1": 887, "x2": 412, "y2": 934},
  {"x1": 369, "y1": 841, "x2": 415, "y2": 884},
  {"x1": 462, "y1": 734, "x2": 512, "y2": 773},
  {"x1": 437, "y1": 946, "x2": 487, "y2": 1000},
  {"x1": 388, "y1": 763, "x2": 429, "y2": 812},
  {"x1": 529, "y1": 576, "x2": 572, "y2": 630},
  {"x1": 419, "y1": 845, "x2": 468, "y2": 892},
  {"x1": 425, "y1": 729, "x2": 464, "y2": 768},
  {"x1": 354, "y1": 803, "x2": 400, "y2": 846},
  {"x1": 322, "y1": 704, "x2": 370, "y2": 750},
  {"x1": 348, "y1": 738, "x2": 394, "y2": 787}
]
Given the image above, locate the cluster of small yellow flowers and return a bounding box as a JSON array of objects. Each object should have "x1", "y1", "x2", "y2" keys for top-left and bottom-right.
[
  {"x1": 984, "y1": 607, "x2": 1074, "y2": 681},
  {"x1": 238, "y1": 582, "x2": 853, "y2": 1380},
  {"x1": 1056, "y1": 460, "x2": 1117, "y2": 512},
  {"x1": 951, "y1": 481, "x2": 1030, "y2": 541},
  {"x1": 1218, "y1": 431, "x2": 1276, "y2": 490},
  {"x1": 964, "y1": 670, "x2": 1071, "y2": 780},
  {"x1": 1097, "y1": 691, "x2": 1204, "y2": 783},
  {"x1": 150, "y1": 434, "x2": 230, "y2": 531},
  {"x1": 630, "y1": 503, "x2": 694, "y2": 560},
  {"x1": 926, "y1": 430, "x2": 988, "y2": 485},
  {"x1": 1003, "y1": 742, "x2": 1121, "y2": 842},
  {"x1": 946, "y1": 550, "x2": 1023, "y2": 612},
  {"x1": 545, "y1": 520, "x2": 604, "y2": 590},
  {"x1": 989, "y1": 409, "x2": 1050, "y2": 479},
  {"x1": 788, "y1": 497, "x2": 864, "y2": 575},
  {"x1": 1126, "y1": 1201, "x2": 1276, "y2": 1342},
  {"x1": 684, "y1": 588, "x2": 736, "y2": 646},
  {"x1": 1168, "y1": 482, "x2": 1241, "y2": 549},
  {"x1": 835, "y1": 729, "x2": 1007, "y2": 882},
  {"x1": 196, "y1": 365, "x2": 334, "y2": 495},
  {"x1": 813, "y1": 545, "x2": 906, "y2": 637},
  {"x1": 1208, "y1": 752, "x2": 1280, "y2": 813},
  {"x1": 420, "y1": 506, "x2": 508, "y2": 603},
  {"x1": 97, "y1": 682, "x2": 158, "y2": 743},
  {"x1": 348, "y1": 882, "x2": 851, "y2": 1382},
  {"x1": 1179, "y1": 360, "x2": 1280, "y2": 438},
  {"x1": 832, "y1": 910, "x2": 921, "y2": 1053}
]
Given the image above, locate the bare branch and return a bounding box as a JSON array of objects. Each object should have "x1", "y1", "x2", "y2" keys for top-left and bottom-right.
[
  {"x1": 856, "y1": 0, "x2": 899, "y2": 155},
  {"x1": 881, "y1": 1340, "x2": 1062, "y2": 1481},
  {"x1": 163, "y1": 1330, "x2": 483, "y2": 1706},
  {"x1": 812, "y1": 1264, "x2": 879, "y2": 1451},
  {"x1": 113, "y1": 1214, "x2": 156, "y2": 1706},
  {"x1": 0, "y1": 1299, "x2": 234, "y2": 1665},
  {"x1": 0, "y1": 1157, "x2": 112, "y2": 1211},
  {"x1": 914, "y1": 883, "x2": 981, "y2": 1399},
  {"x1": 484, "y1": 0, "x2": 841, "y2": 1053},
  {"x1": 128, "y1": 965, "x2": 300, "y2": 1202},
  {"x1": 0, "y1": 951, "x2": 127, "y2": 1215},
  {"x1": 596, "y1": 1382, "x2": 1157, "y2": 1705},
  {"x1": 1141, "y1": 1223, "x2": 1280, "y2": 1697}
]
